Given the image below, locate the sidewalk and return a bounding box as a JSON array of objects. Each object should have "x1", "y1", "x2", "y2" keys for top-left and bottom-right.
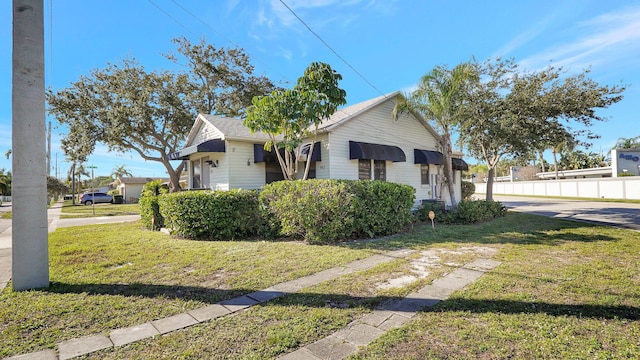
[
  {"x1": 0, "y1": 201, "x2": 140, "y2": 292},
  {"x1": 5, "y1": 249, "x2": 501, "y2": 360}
]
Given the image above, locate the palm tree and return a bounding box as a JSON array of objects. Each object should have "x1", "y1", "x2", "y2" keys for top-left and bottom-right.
[
  {"x1": 111, "y1": 164, "x2": 133, "y2": 180},
  {"x1": 612, "y1": 136, "x2": 640, "y2": 150},
  {"x1": 393, "y1": 62, "x2": 476, "y2": 207}
]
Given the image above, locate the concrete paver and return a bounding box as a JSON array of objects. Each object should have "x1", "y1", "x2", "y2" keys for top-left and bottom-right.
[
  {"x1": 333, "y1": 324, "x2": 385, "y2": 346},
  {"x1": 305, "y1": 335, "x2": 357, "y2": 360},
  {"x1": 151, "y1": 313, "x2": 199, "y2": 334},
  {"x1": 5, "y1": 349, "x2": 57, "y2": 360},
  {"x1": 278, "y1": 348, "x2": 323, "y2": 360},
  {"x1": 57, "y1": 335, "x2": 112, "y2": 360},
  {"x1": 219, "y1": 295, "x2": 260, "y2": 312},
  {"x1": 109, "y1": 323, "x2": 159, "y2": 347},
  {"x1": 188, "y1": 304, "x2": 232, "y2": 322}
]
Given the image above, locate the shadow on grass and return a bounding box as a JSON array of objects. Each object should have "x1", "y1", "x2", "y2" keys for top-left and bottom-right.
[
  {"x1": 431, "y1": 297, "x2": 640, "y2": 321},
  {"x1": 44, "y1": 281, "x2": 246, "y2": 304},
  {"x1": 342, "y1": 212, "x2": 619, "y2": 251},
  {"x1": 42, "y1": 282, "x2": 640, "y2": 321}
]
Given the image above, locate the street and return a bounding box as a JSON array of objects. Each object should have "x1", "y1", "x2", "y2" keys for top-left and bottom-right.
[{"x1": 492, "y1": 195, "x2": 640, "y2": 231}]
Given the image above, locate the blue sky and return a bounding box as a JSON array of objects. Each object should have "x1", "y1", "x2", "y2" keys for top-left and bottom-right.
[{"x1": 2, "y1": 0, "x2": 639, "y2": 178}]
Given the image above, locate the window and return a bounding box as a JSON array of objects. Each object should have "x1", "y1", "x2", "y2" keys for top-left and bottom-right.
[
  {"x1": 358, "y1": 159, "x2": 371, "y2": 180},
  {"x1": 359, "y1": 159, "x2": 386, "y2": 181},
  {"x1": 420, "y1": 164, "x2": 429, "y2": 185},
  {"x1": 374, "y1": 160, "x2": 386, "y2": 181},
  {"x1": 265, "y1": 162, "x2": 285, "y2": 184},
  {"x1": 191, "y1": 159, "x2": 201, "y2": 188},
  {"x1": 301, "y1": 161, "x2": 317, "y2": 179}
]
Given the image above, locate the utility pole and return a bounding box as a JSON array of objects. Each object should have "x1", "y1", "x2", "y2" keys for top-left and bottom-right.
[{"x1": 12, "y1": 0, "x2": 49, "y2": 290}]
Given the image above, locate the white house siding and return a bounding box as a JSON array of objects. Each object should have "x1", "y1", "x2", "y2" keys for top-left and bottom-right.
[
  {"x1": 323, "y1": 100, "x2": 441, "y2": 206},
  {"x1": 312, "y1": 133, "x2": 330, "y2": 179},
  {"x1": 227, "y1": 141, "x2": 265, "y2": 190},
  {"x1": 209, "y1": 151, "x2": 229, "y2": 191},
  {"x1": 191, "y1": 118, "x2": 223, "y2": 145}
]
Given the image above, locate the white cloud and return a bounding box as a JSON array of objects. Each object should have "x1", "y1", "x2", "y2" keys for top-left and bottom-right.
[{"x1": 519, "y1": 6, "x2": 640, "y2": 72}]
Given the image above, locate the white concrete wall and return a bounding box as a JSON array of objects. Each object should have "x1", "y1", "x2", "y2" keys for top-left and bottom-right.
[{"x1": 475, "y1": 177, "x2": 640, "y2": 200}]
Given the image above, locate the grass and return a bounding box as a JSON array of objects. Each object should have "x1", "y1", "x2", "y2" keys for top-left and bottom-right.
[
  {"x1": 60, "y1": 200, "x2": 140, "y2": 218},
  {"x1": 1, "y1": 212, "x2": 639, "y2": 358}
]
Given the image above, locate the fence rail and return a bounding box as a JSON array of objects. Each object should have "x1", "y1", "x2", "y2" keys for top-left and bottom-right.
[{"x1": 474, "y1": 177, "x2": 640, "y2": 200}]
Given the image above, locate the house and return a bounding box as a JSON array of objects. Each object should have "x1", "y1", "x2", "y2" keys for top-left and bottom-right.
[
  {"x1": 168, "y1": 92, "x2": 468, "y2": 207},
  {"x1": 113, "y1": 177, "x2": 170, "y2": 203}
]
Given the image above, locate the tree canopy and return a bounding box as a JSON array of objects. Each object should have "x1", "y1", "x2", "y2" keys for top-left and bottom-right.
[
  {"x1": 393, "y1": 62, "x2": 476, "y2": 207},
  {"x1": 612, "y1": 136, "x2": 640, "y2": 150},
  {"x1": 458, "y1": 58, "x2": 625, "y2": 200},
  {"x1": 244, "y1": 62, "x2": 347, "y2": 180},
  {"x1": 47, "y1": 38, "x2": 278, "y2": 191}
]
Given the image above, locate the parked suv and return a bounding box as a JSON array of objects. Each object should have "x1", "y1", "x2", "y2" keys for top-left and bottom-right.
[{"x1": 80, "y1": 192, "x2": 113, "y2": 205}]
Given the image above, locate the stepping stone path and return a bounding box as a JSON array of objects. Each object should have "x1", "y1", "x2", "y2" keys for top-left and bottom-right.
[{"x1": 5, "y1": 250, "x2": 500, "y2": 360}]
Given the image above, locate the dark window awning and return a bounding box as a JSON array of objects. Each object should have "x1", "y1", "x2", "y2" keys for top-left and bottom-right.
[
  {"x1": 349, "y1": 141, "x2": 406, "y2": 162},
  {"x1": 167, "y1": 139, "x2": 226, "y2": 160},
  {"x1": 452, "y1": 158, "x2": 469, "y2": 171},
  {"x1": 254, "y1": 142, "x2": 321, "y2": 163},
  {"x1": 414, "y1": 149, "x2": 443, "y2": 165}
]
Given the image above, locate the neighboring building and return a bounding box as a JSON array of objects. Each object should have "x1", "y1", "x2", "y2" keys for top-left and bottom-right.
[
  {"x1": 113, "y1": 177, "x2": 170, "y2": 203},
  {"x1": 612, "y1": 148, "x2": 640, "y2": 177},
  {"x1": 168, "y1": 92, "x2": 468, "y2": 207}
]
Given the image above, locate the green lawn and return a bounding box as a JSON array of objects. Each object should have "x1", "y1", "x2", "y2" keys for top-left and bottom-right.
[
  {"x1": 60, "y1": 200, "x2": 140, "y2": 218},
  {"x1": 1, "y1": 213, "x2": 639, "y2": 359}
]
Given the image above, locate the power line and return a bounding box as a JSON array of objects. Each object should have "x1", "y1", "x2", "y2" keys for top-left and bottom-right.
[
  {"x1": 147, "y1": 0, "x2": 196, "y2": 36},
  {"x1": 170, "y1": 0, "x2": 291, "y2": 84},
  {"x1": 278, "y1": 0, "x2": 387, "y2": 98}
]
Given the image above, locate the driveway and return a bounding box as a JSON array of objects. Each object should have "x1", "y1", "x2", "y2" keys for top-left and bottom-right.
[{"x1": 492, "y1": 195, "x2": 640, "y2": 231}]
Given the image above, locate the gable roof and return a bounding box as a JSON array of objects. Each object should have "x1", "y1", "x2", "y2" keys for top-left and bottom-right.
[
  {"x1": 316, "y1": 91, "x2": 442, "y2": 141},
  {"x1": 184, "y1": 114, "x2": 277, "y2": 147}
]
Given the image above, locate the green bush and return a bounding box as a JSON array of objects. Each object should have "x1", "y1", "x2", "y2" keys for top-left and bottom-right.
[
  {"x1": 159, "y1": 189, "x2": 262, "y2": 240},
  {"x1": 416, "y1": 199, "x2": 506, "y2": 225},
  {"x1": 455, "y1": 200, "x2": 506, "y2": 223},
  {"x1": 139, "y1": 180, "x2": 168, "y2": 230},
  {"x1": 350, "y1": 180, "x2": 415, "y2": 238},
  {"x1": 260, "y1": 179, "x2": 414, "y2": 244},
  {"x1": 461, "y1": 180, "x2": 475, "y2": 200}
]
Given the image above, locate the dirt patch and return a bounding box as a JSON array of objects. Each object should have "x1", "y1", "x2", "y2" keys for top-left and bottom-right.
[{"x1": 376, "y1": 247, "x2": 498, "y2": 290}]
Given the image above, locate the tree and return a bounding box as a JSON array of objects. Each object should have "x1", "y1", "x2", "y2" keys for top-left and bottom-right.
[
  {"x1": 393, "y1": 62, "x2": 477, "y2": 207},
  {"x1": 46, "y1": 176, "x2": 69, "y2": 198},
  {"x1": 111, "y1": 164, "x2": 133, "y2": 179},
  {"x1": 458, "y1": 58, "x2": 625, "y2": 200},
  {"x1": 47, "y1": 38, "x2": 277, "y2": 192},
  {"x1": 244, "y1": 62, "x2": 347, "y2": 180},
  {"x1": 612, "y1": 136, "x2": 640, "y2": 149}
]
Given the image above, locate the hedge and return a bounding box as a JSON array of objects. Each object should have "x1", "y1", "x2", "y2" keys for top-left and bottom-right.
[
  {"x1": 260, "y1": 179, "x2": 415, "y2": 244},
  {"x1": 416, "y1": 199, "x2": 507, "y2": 224},
  {"x1": 159, "y1": 189, "x2": 262, "y2": 240}
]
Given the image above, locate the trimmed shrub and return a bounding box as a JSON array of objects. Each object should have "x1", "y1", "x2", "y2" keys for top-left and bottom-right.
[
  {"x1": 260, "y1": 179, "x2": 414, "y2": 244},
  {"x1": 350, "y1": 180, "x2": 415, "y2": 238},
  {"x1": 139, "y1": 180, "x2": 168, "y2": 230},
  {"x1": 416, "y1": 199, "x2": 506, "y2": 225},
  {"x1": 159, "y1": 189, "x2": 261, "y2": 240},
  {"x1": 259, "y1": 179, "x2": 356, "y2": 244},
  {"x1": 461, "y1": 199, "x2": 507, "y2": 223},
  {"x1": 461, "y1": 180, "x2": 475, "y2": 200}
]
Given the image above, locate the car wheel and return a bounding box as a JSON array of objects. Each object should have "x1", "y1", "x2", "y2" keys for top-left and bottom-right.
[{"x1": 84, "y1": 200, "x2": 93, "y2": 206}]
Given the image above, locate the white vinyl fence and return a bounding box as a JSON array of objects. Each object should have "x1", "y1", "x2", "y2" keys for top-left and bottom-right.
[{"x1": 474, "y1": 177, "x2": 640, "y2": 200}]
